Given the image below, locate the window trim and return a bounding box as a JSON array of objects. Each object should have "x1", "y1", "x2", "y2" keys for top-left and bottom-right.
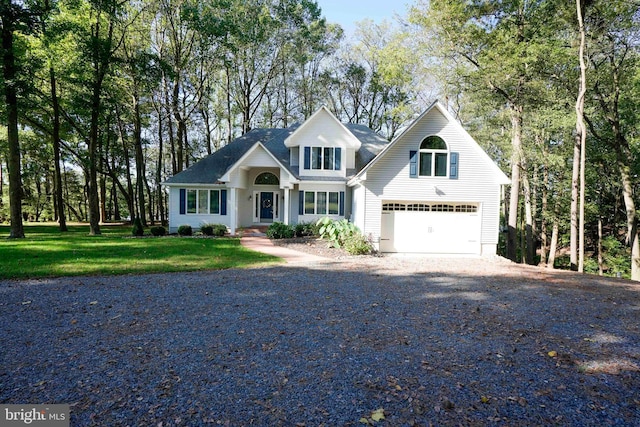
[
  {"x1": 303, "y1": 146, "x2": 342, "y2": 171},
  {"x1": 299, "y1": 190, "x2": 345, "y2": 215},
  {"x1": 181, "y1": 188, "x2": 225, "y2": 215},
  {"x1": 419, "y1": 136, "x2": 449, "y2": 177}
]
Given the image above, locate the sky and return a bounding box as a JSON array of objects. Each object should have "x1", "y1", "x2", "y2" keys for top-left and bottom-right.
[{"x1": 315, "y1": 0, "x2": 409, "y2": 34}]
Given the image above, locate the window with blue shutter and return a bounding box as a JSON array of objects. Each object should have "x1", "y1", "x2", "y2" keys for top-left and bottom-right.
[
  {"x1": 449, "y1": 152, "x2": 459, "y2": 179},
  {"x1": 335, "y1": 147, "x2": 341, "y2": 170},
  {"x1": 220, "y1": 189, "x2": 227, "y2": 215},
  {"x1": 299, "y1": 191, "x2": 304, "y2": 215},
  {"x1": 179, "y1": 189, "x2": 186, "y2": 214},
  {"x1": 409, "y1": 151, "x2": 417, "y2": 178},
  {"x1": 339, "y1": 191, "x2": 345, "y2": 216},
  {"x1": 304, "y1": 147, "x2": 311, "y2": 170}
]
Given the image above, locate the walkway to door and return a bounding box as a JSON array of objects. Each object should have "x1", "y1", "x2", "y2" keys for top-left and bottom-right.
[{"x1": 240, "y1": 227, "x2": 327, "y2": 264}]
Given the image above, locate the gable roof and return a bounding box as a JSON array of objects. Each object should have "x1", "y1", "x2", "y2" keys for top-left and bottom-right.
[
  {"x1": 349, "y1": 100, "x2": 510, "y2": 185},
  {"x1": 163, "y1": 120, "x2": 389, "y2": 186},
  {"x1": 163, "y1": 128, "x2": 293, "y2": 185},
  {"x1": 284, "y1": 106, "x2": 362, "y2": 150}
]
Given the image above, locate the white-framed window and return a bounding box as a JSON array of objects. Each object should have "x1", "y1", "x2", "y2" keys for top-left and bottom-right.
[
  {"x1": 419, "y1": 136, "x2": 448, "y2": 177},
  {"x1": 299, "y1": 191, "x2": 344, "y2": 215},
  {"x1": 304, "y1": 146, "x2": 342, "y2": 171},
  {"x1": 185, "y1": 189, "x2": 222, "y2": 214}
]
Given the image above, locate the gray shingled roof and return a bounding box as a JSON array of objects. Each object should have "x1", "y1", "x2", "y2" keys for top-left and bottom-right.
[{"x1": 163, "y1": 123, "x2": 388, "y2": 185}]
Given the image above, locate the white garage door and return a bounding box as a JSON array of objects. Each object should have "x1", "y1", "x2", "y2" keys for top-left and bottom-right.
[{"x1": 380, "y1": 202, "x2": 481, "y2": 254}]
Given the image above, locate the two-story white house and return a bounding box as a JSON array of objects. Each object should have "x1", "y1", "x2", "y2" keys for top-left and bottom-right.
[{"x1": 163, "y1": 101, "x2": 510, "y2": 255}]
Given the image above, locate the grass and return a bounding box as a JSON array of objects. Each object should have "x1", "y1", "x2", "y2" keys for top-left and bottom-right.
[{"x1": 0, "y1": 223, "x2": 282, "y2": 280}]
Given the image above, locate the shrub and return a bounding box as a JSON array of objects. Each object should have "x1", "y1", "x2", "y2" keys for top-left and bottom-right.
[
  {"x1": 132, "y1": 217, "x2": 144, "y2": 236},
  {"x1": 343, "y1": 233, "x2": 373, "y2": 255},
  {"x1": 150, "y1": 226, "x2": 166, "y2": 236},
  {"x1": 316, "y1": 217, "x2": 358, "y2": 248},
  {"x1": 294, "y1": 221, "x2": 319, "y2": 237},
  {"x1": 212, "y1": 224, "x2": 228, "y2": 237},
  {"x1": 266, "y1": 222, "x2": 295, "y2": 239},
  {"x1": 200, "y1": 224, "x2": 214, "y2": 236},
  {"x1": 201, "y1": 223, "x2": 227, "y2": 236},
  {"x1": 177, "y1": 225, "x2": 193, "y2": 236}
]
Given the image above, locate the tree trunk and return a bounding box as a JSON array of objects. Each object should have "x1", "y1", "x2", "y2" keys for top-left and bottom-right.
[
  {"x1": 521, "y1": 156, "x2": 535, "y2": 264},
  {"x1": 576, "y1": 0, "x2": 588, "y2": 273},
  {"x1": 50, "y1": 65, "x2": 67, "y2": 231},
  {"x1": 597, "y1": 217, "x2": 603, "y2": 276},
  {"x1": 548, "y1": 220, "x2": 559, "y2": 269},
  {"x1": 156, "y1": 107, "x2": 166, "y2": 225},
  {"x1": 133, "y1": 90, "x2": 147, "y2": 226},
  {"x1": 2, "y1": 18, "x2": 25, "y2": 238},
  {"x1": 539, "y1": 145, "x2": 549, "y2": 266},
  {"x1": 506, "y1": 104, "x2": 523, "y2": 262}
]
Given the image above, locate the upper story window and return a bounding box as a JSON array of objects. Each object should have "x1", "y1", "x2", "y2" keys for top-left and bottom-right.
[
  {"x1": 255, "y1": 172, "x2": 279, "y2": 185},
  {"x1": 419, "y1": 136, "x2": 448, "y2": 177},
  {"x1": 304, "y1": 146, "x2": 342, "y2": 171}
]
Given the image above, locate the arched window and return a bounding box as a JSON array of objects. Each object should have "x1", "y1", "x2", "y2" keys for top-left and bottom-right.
[
  {"x1": 419, "y1": 136, "x2": 448, "y2": 177},
  {"x1": 254, "y1": 172, "x2": 279, "y2": 185}
]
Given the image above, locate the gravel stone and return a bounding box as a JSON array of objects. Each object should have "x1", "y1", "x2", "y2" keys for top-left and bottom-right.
[{"x1": 1, "y1": 255, "x2": 639, "y2": 426}]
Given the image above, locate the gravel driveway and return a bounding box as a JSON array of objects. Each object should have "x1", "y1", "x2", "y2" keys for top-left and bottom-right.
[{"x1": 1, "y1": 257, "x2": 639, "y2": 426}]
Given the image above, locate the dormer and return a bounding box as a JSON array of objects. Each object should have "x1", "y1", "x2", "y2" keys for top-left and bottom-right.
[{"x1": 285, "y1": 106, "x2": 362, "y2": 178}]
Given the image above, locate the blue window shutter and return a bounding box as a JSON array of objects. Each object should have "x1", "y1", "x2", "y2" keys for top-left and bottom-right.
[
  {"x1": 335, "y1": 147, "x2": 341, "y2": 170},
  {"x1": 179, "y1": 189, "x2": 186, "y2": 214},
  {"x1": 409, "y1": 150, "x2": 417, "y2": 178},
  {"x1": 299, "y1": 191, "x2": 304, "y2": 215},
  {"x1": 450, "y1": 152, "x2": 459, "y2": 179},
  {"x1": 304, "y1": 147, "x2": 311, "y2": 170},
  {"x1": 220, "y1": 189, "x2": 227, "y2": 215},
  {"x1": 339, "y1": 191, "x2": 345, "y2": 216}
]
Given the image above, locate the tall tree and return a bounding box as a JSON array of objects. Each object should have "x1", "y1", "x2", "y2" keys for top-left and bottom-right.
[
  {"x1": 410, "y1": 0, "x2": 561, "y2": 263},
  {"x1": 0, "y1": 0, "x2": 32, "y2": 238}
]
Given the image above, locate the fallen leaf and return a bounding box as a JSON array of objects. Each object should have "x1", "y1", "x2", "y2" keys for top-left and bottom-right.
[
  {"x1": 481, "y1": 396, "x2": 490, "y2": 404},
  {"x1": 548, "y1": 351, "x2": 558, "y2": 357},
  {"x1": 89, "y1": 301, "x2": 98, "y2": 305},
  {"x1": 22, "y1": 301, "x2": 32, "y2": 305},
  {"x1": 359, "y1": 417, "x2": 370, "y2": 425},
  {"x1": 371, "y1": 408, "x2": 385, "y2": 422}
]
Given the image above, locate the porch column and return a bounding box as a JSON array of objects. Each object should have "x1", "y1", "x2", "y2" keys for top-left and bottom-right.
[
  {"x1": 229, "y1": 187, "x2": 237, "y2": 235},
  {"x1": 283, "y1": 187, "x2": 290, "y2": 225}
]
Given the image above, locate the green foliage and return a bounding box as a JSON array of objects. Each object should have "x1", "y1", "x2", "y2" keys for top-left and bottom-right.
[
  {"x1": 201, "y1": 223, "x2": 227, "y2": 237},
  {"x1": 316, "y1": 217, "x2": 359, "y2": 248},
  {"x1": 266, "y1": 222, "x2": 295, "y2": 239},
  {"x1": 0, "y1": 224, "x2": 279, "y2": 279},
  {"x1": 150, "y1": 226, "x2": 166, "y2": 236},
  {"x1": 177, "y1": 225, "x2": 193, "y2": 236},
  {"x1": 343, "y1": 233, "x2": 373, "y2": 255},
  {"x1": 132, "y1": 217, "x2": 144, "y2": 236},
  {"x1": 200, "y1": 224, "x2": 214, "y2": 236},
  {"x1": 294, "y1": 221, "x2": 319, "y2": 237}
]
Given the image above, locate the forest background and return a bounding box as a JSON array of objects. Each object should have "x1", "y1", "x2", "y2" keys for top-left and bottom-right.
[{"x1": 1, "y1": 0, "x2": 638, "y2": 278}]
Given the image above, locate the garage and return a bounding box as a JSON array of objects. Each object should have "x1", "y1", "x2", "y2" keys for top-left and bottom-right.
[{"x1": 379, "y1": 202, "x2": 481, "y2": 254}]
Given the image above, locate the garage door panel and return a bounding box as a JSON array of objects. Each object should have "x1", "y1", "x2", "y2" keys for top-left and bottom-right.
[{"x1": 380, "y1": 202, "x2": 481, "y2": 254}]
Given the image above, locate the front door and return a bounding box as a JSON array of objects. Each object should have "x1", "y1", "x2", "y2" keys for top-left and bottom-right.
[{"x1": 260, "y1": 192, "x2": 274, "y2": 222}]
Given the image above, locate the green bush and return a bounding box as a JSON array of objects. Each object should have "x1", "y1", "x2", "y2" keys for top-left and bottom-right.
[
  {"x1": 201, "y1": 223, "x2": 227, "y2": 236},
  {"x1": 177, "y1": 225, "x2": 193, "y2": 236},
  {"x1": 294, "y1": 221, "x2": 319, "y2": 237},
  {"x1": 132, "y1": 217, "x2": 144, "y2": 236},
  {"x1": 150, "y1": 226, "x2": 166, "y2": 236},
  {"x1": 266, "y1": 222, "x2": 295, "y2": 239},
  {"x1": 212, "y1": 224, "x2": 227, "y2": 237},
  {"x1": 200, "y1": 224, "x2": 214, "y2": 236},
  {"x1": 343, "y1": 233, "x2": 373, "y2": 255},
  {"x1": 316, "y1": 217, "x2": 359, "y2": 248}
]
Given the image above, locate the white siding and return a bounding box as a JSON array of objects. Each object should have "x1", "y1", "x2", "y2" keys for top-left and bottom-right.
[
  {"x1": 361, "y1": 108, "x2": 504, "y2": 253},
  {"x1": 168, "y1": 186, "x2": 230, "y2": 233},
  {"x1": 289, "y1": 113, "x2": 357, "y2": 178}
]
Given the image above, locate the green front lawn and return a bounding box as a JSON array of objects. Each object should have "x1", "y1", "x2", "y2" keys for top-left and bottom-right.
[{"x1": 0, "y1": 223, "x2": 281, "y2": 279}]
